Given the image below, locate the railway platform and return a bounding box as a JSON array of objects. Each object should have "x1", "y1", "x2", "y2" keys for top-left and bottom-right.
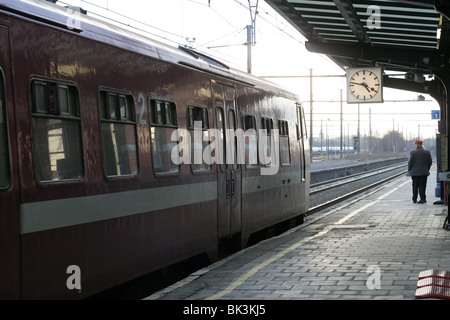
[{"x1": 146, "y1": 167, "x2": 450, "y2": 301}]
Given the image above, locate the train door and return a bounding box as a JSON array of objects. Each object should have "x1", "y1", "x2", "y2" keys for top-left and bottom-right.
[
  {"x1": 0, "y1": 25, "x2": 20, "y2": 299},
  {"x1": 212, "y1": 81, "x2": 241, "y2": 239}
]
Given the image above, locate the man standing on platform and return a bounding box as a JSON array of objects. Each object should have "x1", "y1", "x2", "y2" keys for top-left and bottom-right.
[{"x1": 406, "y1": 140, "x2": 432, "y2": 204}]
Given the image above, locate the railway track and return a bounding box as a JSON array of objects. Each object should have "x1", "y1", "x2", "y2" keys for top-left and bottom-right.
[
  {"x1": 310, "y1": 162, "x2": 407, "y2": 191},
  {"x1": 307, "y1": 162, "x2": 407, "y2": 217}
]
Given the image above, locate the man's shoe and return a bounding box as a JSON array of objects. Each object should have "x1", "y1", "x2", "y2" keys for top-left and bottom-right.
[
  {"x1": 413, "y1": 200, "x2": 417, "y2": 203},
  {"x1": 418, "y1": 199, "x2": 426, "y2": 204}
]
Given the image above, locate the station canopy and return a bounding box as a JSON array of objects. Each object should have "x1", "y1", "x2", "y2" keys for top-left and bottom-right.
[{"x1": 264, "y1": 0, "x2": 450, "y2": 92}]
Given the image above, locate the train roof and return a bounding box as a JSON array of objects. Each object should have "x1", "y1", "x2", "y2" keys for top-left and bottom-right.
[{"x1": 0, "y1": 0, "x2": 300, "y2": 102}]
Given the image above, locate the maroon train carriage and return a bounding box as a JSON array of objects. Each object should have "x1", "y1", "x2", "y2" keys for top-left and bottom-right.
[{"x1": 0, "y1": 0, "x2": 310, "y2": 299}]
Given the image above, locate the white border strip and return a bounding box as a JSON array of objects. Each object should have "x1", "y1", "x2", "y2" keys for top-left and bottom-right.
[{"x1": 21, "y1": 181, "x2": 217, "y2": 234}]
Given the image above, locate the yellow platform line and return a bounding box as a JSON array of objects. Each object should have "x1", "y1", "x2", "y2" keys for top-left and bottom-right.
[{"x1": 206, "y1": 179, "x2": 410, "y2": 300}]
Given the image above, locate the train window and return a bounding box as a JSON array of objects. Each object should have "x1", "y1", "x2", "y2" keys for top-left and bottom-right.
[
  {"x1": 32, "y1": 81, "x2": 79, "y2": 117},
  {"x1": 33, "y1": 81, "x2": 49, "y2": 114},
  {"x1": 279, "y1": 120, "x2": 290, "y2": 165},
  {"x1": 31, "y1": 80, "x2": 83, "y2": 182},
  {"x1": 228, "y1": 109, "x2": 239, "y2": 171},
  {"x1": 188, "y1": 106, "x2": 209, "y2": 129},
  {"x1": 300, "y1": 106, "x2": 308, "y2": 139},
  {"x1": 150, "y1": 100, "x2": 177, "y2": 126},
  {"x1": 299, "y1": 105, "x2": 307, "y2": 181},
  {"x1": 0, "y1": 73, "x2": 10, "y2": 188},
  {"x1": 188, "y1": 106, "x2": 211, "y2": 172},
  {"x1": 261, "y1": 117, "x2": 273, "y2": 167},
  {"x1": 216, "y1": 107, "x2": 226, "y2": 172},
  {"x1": 262, "y1": 118, "x2": 273, "y2": 132},
  {"x1": 99, "y1": 91, "x2": 138, "y2": 177},
  {"x1": 242, "y1": 114, "x2": 258, "y2": 168},
  {"x1": 150, "y1": 99, "x2": 179, "y2": 175}
]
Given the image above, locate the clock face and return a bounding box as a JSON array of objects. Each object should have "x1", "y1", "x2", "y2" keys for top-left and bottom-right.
[{"x1": 347, "y1": 67, "x2": 383, "y2": 103}]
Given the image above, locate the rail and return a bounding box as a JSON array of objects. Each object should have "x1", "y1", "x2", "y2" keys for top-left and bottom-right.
[
  {"x1": 310, "y1": 157, "x2": 407, "y2": 185},
  {"x1": 310, "y1": 162, "x2": 407, "y2": 194},
  {"x1": 306, "y1": 168, "x2": 407, "y2": 217}
]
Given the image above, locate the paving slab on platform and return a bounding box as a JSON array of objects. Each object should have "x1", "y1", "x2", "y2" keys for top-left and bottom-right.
[{"x1": 147, "y1": 168, "x2": 450, "y2": 300}]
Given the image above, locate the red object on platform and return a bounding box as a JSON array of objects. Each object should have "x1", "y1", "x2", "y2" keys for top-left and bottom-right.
[
  {"x1": 417, "y1": 277, "x2": 450, "y2": 288},
  {"x1": 415, "y1": 285, "x2": 450, "y2": 299},
  {"x1": 418, "y1": 269, "x2": 450, "y2": 280},
  {"x1": 415, "y1": 270, "x2": 450, "y2": 299}
]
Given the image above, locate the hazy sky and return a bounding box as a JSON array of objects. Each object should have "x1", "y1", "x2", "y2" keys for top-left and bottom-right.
[{"x1": 57, "y1": 0, "x2": 440, "y2": 141}]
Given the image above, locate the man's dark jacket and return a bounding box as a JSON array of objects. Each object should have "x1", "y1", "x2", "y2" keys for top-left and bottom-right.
[{"x1": 406, "y1": 148, "x2": 432, "y2": 177}]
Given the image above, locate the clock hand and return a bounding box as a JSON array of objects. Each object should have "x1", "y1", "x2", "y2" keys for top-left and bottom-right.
[
  {"x1": 364, "y1": 84, "x2": 378, "y2": 92},
  {"x1": 350, "y1": 82, "x2": 376, "y2": 93},
  {"x1": 361, "y1": 82, "x2": 371, "y2": 92}
]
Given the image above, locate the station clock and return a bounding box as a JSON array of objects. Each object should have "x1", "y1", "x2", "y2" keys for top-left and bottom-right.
[{"x1": 346, "y1": 67, "x2": 383, "y2": 103}]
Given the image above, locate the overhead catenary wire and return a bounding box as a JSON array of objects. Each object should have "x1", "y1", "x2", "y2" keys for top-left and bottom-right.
[
  {"x1": 57, "y1": 0, "x2": 256, "y2": 67},
  {"x1": 58, "y1": 0, "x2": 306, "y2": 69},
  {"x1": 58, "y1": 0, "x2": 187, "y2": 46}
]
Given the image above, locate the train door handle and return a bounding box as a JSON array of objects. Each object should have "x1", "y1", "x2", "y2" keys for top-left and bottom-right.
[
  {"x1": 226, "y1": 179, "x2": 230, "y2": 198},
  {"x1": 231, "y1": 179, "x2": 235, "y2": 197}
]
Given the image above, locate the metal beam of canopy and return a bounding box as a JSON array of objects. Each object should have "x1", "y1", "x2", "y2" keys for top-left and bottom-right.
[{"x1": 265, "y1": 0, "x2": 441, "y2": 71}]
